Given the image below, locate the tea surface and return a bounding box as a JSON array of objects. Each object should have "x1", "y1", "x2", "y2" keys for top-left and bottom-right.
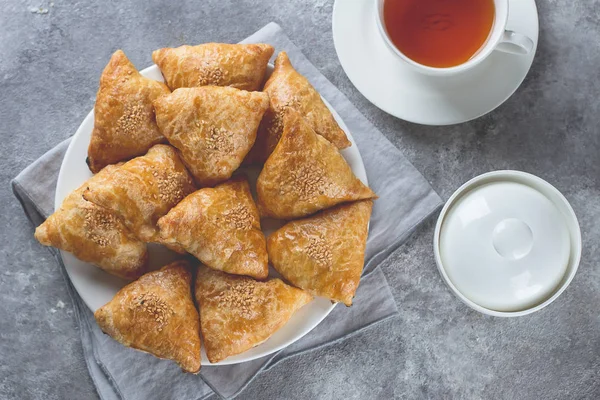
[{"x1": 383, "y1": 0, "x2": 495, "y2": 68}]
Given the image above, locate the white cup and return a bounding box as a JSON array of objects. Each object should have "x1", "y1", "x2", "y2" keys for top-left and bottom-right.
[{"x1": 375, "y1": 0, "x2": 534, "y2": 76}]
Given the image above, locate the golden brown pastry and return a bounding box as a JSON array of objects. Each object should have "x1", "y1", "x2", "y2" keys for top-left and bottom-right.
[
  {"x1": 87, "y1": 50, "x2": 170, "y2": 173},
  {"x1": 83, "y1": 144, "x2": 196, "y2": 243},
  {"x1": 157, "y1": 176, "x2": 268, "y2": 279},
  {"x1": 152, "y1": 43, "x2": 274, "y2": 91},
  {"x1": 245, "y1": 51, "x2": 351, "y2": 164},
  {"x1": 268, "y1": 200, "x2": 373, "y2": 306},
  {"x1": 256, "y1": 110, "x2": 376, "y2": 219},
  {"x1": 95, "y1": 260, "x2": 201, "y2": 373},
  {"x1": 154, "y1": 86, "x2": 269, "y2": 186},
  {"x1": 195, "y1": 265, "x2": 312, "y2": 363},
  {"x1": 34, "y1": 164, "x2": 148, "y2": 280}
]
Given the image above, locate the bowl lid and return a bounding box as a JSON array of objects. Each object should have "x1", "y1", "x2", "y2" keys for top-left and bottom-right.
[{"x1": 435, "y1": 171, "x2": 581, "y2": 314}]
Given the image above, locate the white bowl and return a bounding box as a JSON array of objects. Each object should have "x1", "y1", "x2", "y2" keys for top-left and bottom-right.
[{"x1": 434, "y1": 171, "x2": 581, "y2": 317}]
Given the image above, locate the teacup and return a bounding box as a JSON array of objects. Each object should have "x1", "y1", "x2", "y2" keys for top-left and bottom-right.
[{"x1": 375, "y1": 0, "x2": 534, "y2": 76}]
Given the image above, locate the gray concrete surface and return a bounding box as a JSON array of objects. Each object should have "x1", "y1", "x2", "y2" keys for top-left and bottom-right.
[{"x1": 1, "y1": 0, "x2": 599, "y2": 399}]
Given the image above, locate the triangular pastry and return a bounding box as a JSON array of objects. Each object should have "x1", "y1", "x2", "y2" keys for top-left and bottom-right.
[
  {"x1": 158, "y1": 176, "x2": 268, "y2": 279},
  {"x1": 245, "y1": 51, "x2": 351, "y2": 164},
  {"x1": 83, "y1": 144, "x2": 196, "y2": 242},
  {"x1": 34, "y1": 164, "x2": 148, "y2": 280},
  {"x1": 154, "y1": 86, "x2": 269, "y2": 186},
  {"x1": 87, "y1": 50, "x2": 170, "y2": 173},
  {"x1": 152, "y1": 43, "x2": 274, "y2": 91},
  {"x1": 256, "y1": 110, "x2": 376, "y2": 219},
  {"x1": 95, "y1": 260, "x2": 201, "y2": 373},
  {"x1": 195, "y1": 265, "x2": 312, "y2": 363},
  {"x1": 268, "y1": 200, "x2": 373, "y2": 306}
]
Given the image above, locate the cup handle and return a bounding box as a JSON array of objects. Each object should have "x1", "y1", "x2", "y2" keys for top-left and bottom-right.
[{"x1": 495, "y1": 30, "x2": 534, "y2": 55}]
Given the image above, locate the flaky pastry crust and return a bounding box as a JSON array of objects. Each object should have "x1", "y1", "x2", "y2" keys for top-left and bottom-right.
[
  {"x1": 83, "y1": 144, "x2": 196, "y2": 242},
  {"x1": 87, "y1": 50, "x2": 170, "y2": 173},
  {"x1": 95, "y1": 260, "x2": 201, "y2": 373},
  {"x1": 268, "y1": 200, "x2": 373, "y2": 306},
  {"x1": 152, "y1": 43, "x2": 274, "y2": 91},
  {"x1": 195, "y1": 265, "x2": 312, "y2": 363},
  {"x1": 256, "y1": 110, "x2": 376, "y2": 219},
  {"x1": 158, "y1": 176, "x2": 268, "y2": 279},
  {"x1": 34, "y1": 164, "x2": 148, "y2": 279},
  {"x1": 245, "y1": 51, "x2": 351, "y2": 164},
  {"x1": 154, "y1": 86, "x2": 269, "y2": 186}
]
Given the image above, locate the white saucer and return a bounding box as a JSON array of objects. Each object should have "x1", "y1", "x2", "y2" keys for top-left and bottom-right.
[{"x1": 332, "y1": 0, "x2": 539, "y2": 125}]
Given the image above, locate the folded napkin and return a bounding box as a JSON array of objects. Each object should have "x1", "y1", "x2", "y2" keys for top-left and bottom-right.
[{"x1": 12, "y1": 22, "x2": 442, "y2": 400}]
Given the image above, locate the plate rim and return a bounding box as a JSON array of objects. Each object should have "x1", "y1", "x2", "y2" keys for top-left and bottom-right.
[{"x1": 55, "y1": 63, "x2": 369, "y2": 365}]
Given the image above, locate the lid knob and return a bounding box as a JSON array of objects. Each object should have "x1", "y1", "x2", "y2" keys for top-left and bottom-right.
[{"x1": 492, "y1": 218, "x2": 533, "y2": 261}]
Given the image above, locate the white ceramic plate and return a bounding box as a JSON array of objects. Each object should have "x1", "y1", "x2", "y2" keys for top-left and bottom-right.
[
  {"x1": 55, "y1": 64, "x2": 369, "y2": 365},
  {"x1": 332, "y1": 0, "x2": 539, "y2": 125}
]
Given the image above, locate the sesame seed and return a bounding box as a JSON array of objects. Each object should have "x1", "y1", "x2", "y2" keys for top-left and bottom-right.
[
  {"x1": 117, "y1": 103, "x2": 145, "y2": 135},
  {"x1": 83, "y1": 207, "x2": 119, "y2": 247},
  {"x1": 195, "y1": 64, "x2": 227, "y2": 86},
  {"x1": 281, "y1": 164, "x2": 336, "y2": 201},
  {"x1": 204, "y1": 126, "x2": 234, "y2": 153},
  {"x1": 222, "y1": 205, "x2": 253, "y2": 230},
  {"x1": 306, "y1": 235, "x2": 333, "y2": 267},
  {"x1": 131, "y1": 293, "x2": 174, "y2": 330},
  {"x1": 152, "y1": 169, "x2": 186, "y2": 205},
  {"x1": 214, "y1": 279, "x2": 263, "y2": 320}
]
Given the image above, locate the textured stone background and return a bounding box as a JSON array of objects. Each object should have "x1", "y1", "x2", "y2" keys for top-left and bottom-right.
[{"x1": 1, "y1": 0, "x2": 599, "y2": 399}]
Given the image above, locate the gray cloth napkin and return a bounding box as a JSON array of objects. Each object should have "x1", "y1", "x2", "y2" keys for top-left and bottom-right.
[{"x1": 12, "y1": 22, "x2": 442, "y2": 400}]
